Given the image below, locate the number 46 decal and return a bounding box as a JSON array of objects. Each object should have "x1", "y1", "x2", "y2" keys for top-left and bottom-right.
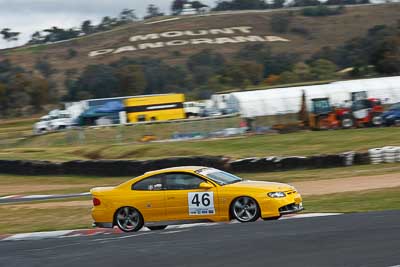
[{"x1": 188, "y1": 192, "x2": 215, "y2": 215}]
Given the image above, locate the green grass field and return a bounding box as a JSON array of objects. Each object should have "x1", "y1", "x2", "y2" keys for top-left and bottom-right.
[{"x1": 0, "y1": 127, "x2": 398, "y2": 161}]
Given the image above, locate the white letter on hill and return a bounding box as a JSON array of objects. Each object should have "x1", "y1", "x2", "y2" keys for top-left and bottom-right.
[
  {"x1": 231, "y1": 26, "x2": 253, "y2": 34},
  {"x1": 138, "y1": 42, "x2": 164, "y2": 50},
  {"x1": 88, "y1": 49, "x2": 114, "y2": 57},
  {"x1": 209, "y1": 28, "x2": 235, "y2": 35},
  {"x1": 185, "y1": 30, "x2": 209, "y2": 36},
  {"x1": 264, "y1": 36, "x2": 290, "y2": 42},
  {"x1": 215, "y1": 37, "x2": 238, "y2": 44},
  {"x1": 191, "y1": 38, "x2": 215, "y2": 44},
  {"x1": 160, "y1": 31, "x2": 184, "y2": 38},
  {"x1": 113, "y1": 46, "x2": 137, "y2": 54},
  {"x1": 234, "y1": 36, "x2": 266, "y2": 42},
  {"x1": 166, "y1": 40, "x2": 189, "y2": 46},
  {"x1": 129, "y1": 34, "x2": 160, "y2": 42}
]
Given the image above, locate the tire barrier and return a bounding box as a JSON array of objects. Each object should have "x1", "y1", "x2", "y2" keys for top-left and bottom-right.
[
  {"x1": 0, "y1": 156, "x2": 227, "y2": 176},
  {"x1": 230, "y1": 154, "x2": 351, "y2": 173},
  {"x1": 369, "y1": 148, "x2": 384, "y2": 164},
  {"x1": 369, "y1": 146, "x2": 400, "y2": 164},
  {"x1": 0, "y1": 148, "x2": 399, "y2": 176}
]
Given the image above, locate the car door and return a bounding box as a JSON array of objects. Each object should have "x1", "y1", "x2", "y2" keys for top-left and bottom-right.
[
  {"x1": 164, "y1": 172, "x2": 219, "y2": 221},
  {"x1": 130, "y1": 174, "x2": 166, "y2": 222}
]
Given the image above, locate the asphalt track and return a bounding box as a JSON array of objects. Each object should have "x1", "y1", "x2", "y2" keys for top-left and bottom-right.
[{"x1": 1, "y1": 211, "x2": 399, "y2": 267}]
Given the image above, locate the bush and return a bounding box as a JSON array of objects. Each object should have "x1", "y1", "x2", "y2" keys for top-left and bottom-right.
[
  {"x1": 270, "y1": 14, "x2": 291, "y2": 33},
  {"x1": 302, "y1": 5, "x2": 345, "y2": 16},
  {"x1": 290, "y1": 27, "x2": 311, "y2": 37}
]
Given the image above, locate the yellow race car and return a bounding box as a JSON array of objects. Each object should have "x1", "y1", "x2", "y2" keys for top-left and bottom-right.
[{"x1": 91, "y1": 166, "x2": 303, "y2": 232}]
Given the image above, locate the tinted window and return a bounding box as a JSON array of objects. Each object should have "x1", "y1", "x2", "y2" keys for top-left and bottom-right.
[
  {"x1": 165, "y1": 173, "x2": 205, "y2": 190},
  {"x1": 196, "y1": 168, "x2": 242, "y2": 185},
  {"x1": 132, "y1": 175, "x2": 163, "y2": 191}
]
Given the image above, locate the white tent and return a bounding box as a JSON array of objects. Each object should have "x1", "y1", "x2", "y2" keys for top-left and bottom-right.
[{"x1": 226, "y1": 76, "x2": 400, "y2": 117}]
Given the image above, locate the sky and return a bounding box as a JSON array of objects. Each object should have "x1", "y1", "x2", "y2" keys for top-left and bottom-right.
[{"x1": 0, "y1": 0, "x2": 216, "y2": 49}]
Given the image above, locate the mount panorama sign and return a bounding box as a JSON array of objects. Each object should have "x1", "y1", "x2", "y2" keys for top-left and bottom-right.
[{"x1": 88, "y1": 26, "x2": 290, "y2": 58}]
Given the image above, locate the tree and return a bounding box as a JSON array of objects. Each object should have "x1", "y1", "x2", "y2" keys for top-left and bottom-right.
[
  {"x1": 115, "y1": 65, "x2": 147, "y2": 95},
  {"x1": 35, "y1": 59, "x2": 56, "y2": 78},
  {"x1": 145, "y1": 4, "x2": 164, "y2": 19},
  {"x1": 97, "y1": 16, "x2": 117, "y2": 31},
  {"x1": 293, "y1": 62, "x2": 313, "y2": 81},
  {"x1": 310, "y1": 59, "x2": 338, "y2": 80},
  {"x1": 0, "y1": 28, "x2": 20, "y2": 42},
  {"x1": 81, "y1": 20, "x2": 94, "y2": 35},
  {"x1": 119, "y1": 9, "x2": 137, "y2": 23},
  {"x1": 373, "y1": 36, "x2": 400, "y2": 75},
  {"x1": 214, "y1": 0, "x2": 267, "y2": 11},
  {"x1": 191, "y1": 1, "x2": 208, "y2": 9},
  {"x1": 272, "y1": 0, "x2": 286, "y2": 8},
  {"x1": 270, "y1": 14, "x2": 291, "y2": 33},
  {"x1": 172, "y1": 0, "x2": 187, "y2": 13},
  {"x1": 42, "y1": 26, "x2": 80, "y2": 42},
  {"x1": 187, "y1": 49, "x2": 225, "y2": 72},
  {"x1": 0, "y1": 82, "x2": 8, "y2": 114},
  {"x1": 29, "y1": 77, "x2": 50, "y2": 112},
  {"x1": 71, "y1": 64, "x2": 119, "y2": 99},
  {"x1": 28, "y1": 31, "x2": 45, "y2": 44},
  {"x1": 291, "y1": 0, "x2": 321, "y2": 6}
]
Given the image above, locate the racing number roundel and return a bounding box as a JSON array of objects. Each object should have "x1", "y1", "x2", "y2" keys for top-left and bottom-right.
[{"x1": 188, "y1": 192, "x2": 215, "y2": 215}]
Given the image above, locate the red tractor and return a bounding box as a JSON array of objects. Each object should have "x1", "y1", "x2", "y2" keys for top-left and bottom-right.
[{"x1": 346, "y1": 98, "x2": 384, "y2": 127}]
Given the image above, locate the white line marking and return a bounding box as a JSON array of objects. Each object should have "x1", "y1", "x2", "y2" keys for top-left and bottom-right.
[
  {"x1": 2, "y1": 230, "x2": 75, "y2": 241},
  {"x1": 280, "y1": 213, "x2": 342, "y2": 220},
  {"x1": 160, "y1": 230, "x2": 189, "y2": 235}
]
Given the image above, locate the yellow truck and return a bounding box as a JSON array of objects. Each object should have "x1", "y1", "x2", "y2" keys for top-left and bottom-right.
[{"x1": 124, "y1": 94, "x2": 186, "y2": 123}]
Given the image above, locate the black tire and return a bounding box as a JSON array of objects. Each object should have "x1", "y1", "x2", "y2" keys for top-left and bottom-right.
[
  {"x1": 262, "y1": 216, "x2": 281, "y2": 221},
  {"x1": 341, "y1": 115, "x2": 354, "y2": 129},
  {"x1": 114, "y1": 207, "x2": 144, "y2": 232},
  {"x1": 371, "y1": 113, "x2": 383, "y2": 127},
  {"x1": 230, "y1": 196, "x2": 260, "y2": 223},
  {"x1": 147, "y1": 225, "x2": 167, "y2": 231}
]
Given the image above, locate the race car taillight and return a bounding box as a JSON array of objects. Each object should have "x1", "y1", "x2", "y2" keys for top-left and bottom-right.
[{"x1": 93, "y1": 197, "x2": 101, "y2": 206}]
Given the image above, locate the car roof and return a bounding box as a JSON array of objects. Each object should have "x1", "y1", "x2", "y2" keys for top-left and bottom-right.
[{"x1": 144, "y1": 166, "x2": 209, "y2": 175}]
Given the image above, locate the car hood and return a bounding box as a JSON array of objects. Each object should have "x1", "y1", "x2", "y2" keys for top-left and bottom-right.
[{"x1": 223, "y1": 180, "x2": 294, "y2": 192}]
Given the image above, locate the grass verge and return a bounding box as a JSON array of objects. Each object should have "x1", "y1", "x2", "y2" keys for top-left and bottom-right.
[
  {"x1": 1, "y1": 127, "x2": 399, "y2": 161},
  {"x1": 305, "y1": 187, "x2": 400, "y2": 213}
]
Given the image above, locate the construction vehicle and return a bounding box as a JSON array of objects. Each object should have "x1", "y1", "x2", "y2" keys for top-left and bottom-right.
[
  {"x1": 350, "y1": 98, "x2": 383, "y2": 127},
  {"x1": 308, "y1": 98, "x2": 344, "y2": 130}
]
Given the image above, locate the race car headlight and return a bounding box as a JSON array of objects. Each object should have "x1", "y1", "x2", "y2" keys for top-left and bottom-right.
[{"x1": 267, "y1": 192, "x2": 286, "y2": 198}]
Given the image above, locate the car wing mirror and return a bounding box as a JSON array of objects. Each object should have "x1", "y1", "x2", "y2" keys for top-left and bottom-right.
[{"x1": 199, "y1": 182, "x2": 213, "y2": 190}]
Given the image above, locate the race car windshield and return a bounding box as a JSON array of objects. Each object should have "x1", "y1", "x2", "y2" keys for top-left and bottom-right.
[{"x1": 196, "y1": 169, "x2": 242, "y2": 185}]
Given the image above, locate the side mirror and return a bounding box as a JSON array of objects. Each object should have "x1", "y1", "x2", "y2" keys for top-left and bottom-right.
[{"x1": 199, "y1": 182, "x2": 213, "y2": 190}]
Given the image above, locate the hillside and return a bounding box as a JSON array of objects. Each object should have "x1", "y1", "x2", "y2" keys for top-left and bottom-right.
[{"x1": 1, "y1": 3, "x2": 400, "y2": 98}]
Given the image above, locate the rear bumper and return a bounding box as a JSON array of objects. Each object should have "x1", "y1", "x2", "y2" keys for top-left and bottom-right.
[{"x1": 93, "y1": 222, "x2": 113, "y2": 228}]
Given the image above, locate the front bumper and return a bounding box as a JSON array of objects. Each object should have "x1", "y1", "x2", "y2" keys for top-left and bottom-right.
[{"x1": 279, "y1": 203, "x2": 304, "y2": 214}]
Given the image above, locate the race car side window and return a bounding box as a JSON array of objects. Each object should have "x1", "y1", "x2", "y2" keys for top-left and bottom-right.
[
  {"x1": 164, "y1": 173, "x2": 205, "y2": 190},
  {"x1": 132, "y1": 175, "x2": 164, "y2": 191}
]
